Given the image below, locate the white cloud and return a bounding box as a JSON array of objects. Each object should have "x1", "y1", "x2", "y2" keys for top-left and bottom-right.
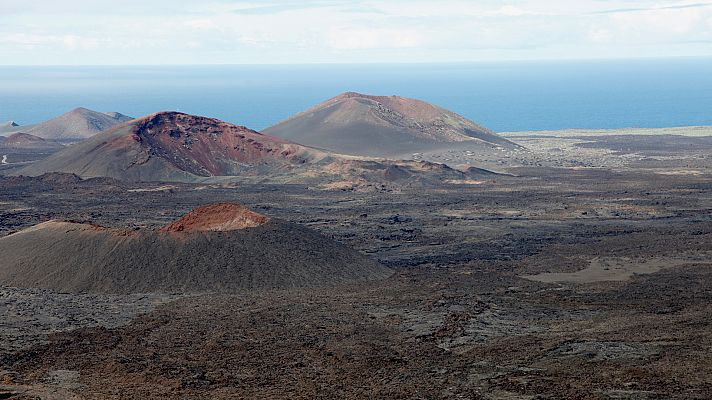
[
  {"x1": 612, "y1": 7, "x2": 706, "y2": 35},
  {"x1": 587, "y1": 28, "x2": 614, "y2": 44},
  {"x1": 62, "y1": 34, "x2": 100, "y2": 50},
  {"x1": 0, "y1": 33, "x2": 101, "y2": 50},
  {"x1": 590, "y1": 4, "x2": 712, "y2": 45},
  {"x1": 327, "y1": 28, "x2": 421, "y2": 49},
  {"x1": 485, "y1": 5, "x2": 532, "y2": 17},
  {"x1": 185, "y1": 19, "x2": 217, "y2": 30},
  {"x1": 1, "y1": 0, "x2": 711, "y2": 64}
]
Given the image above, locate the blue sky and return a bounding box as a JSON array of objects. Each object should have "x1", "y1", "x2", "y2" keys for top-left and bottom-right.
[{"x1": 1, "y1": 0, "x2": 712, "y2": 64}]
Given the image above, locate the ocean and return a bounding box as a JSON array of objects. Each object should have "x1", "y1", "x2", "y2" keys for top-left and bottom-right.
[{"x1": 2, "y1": 58, "x2": 712, "y2": 132}]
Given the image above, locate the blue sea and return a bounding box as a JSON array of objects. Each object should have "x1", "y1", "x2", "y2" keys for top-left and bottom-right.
[{"x1": 1, "y1": 58, "x2": 712, "y2": 132}]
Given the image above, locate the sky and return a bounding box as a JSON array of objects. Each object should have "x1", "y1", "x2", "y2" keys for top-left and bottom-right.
[{"x1": 1, "y1": 0, "x2": 712, "y2": 65}]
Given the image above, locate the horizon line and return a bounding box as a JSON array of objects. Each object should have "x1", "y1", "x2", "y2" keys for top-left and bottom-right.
[{"x1": 2, "y1": 55, "x2": 712, "y2": 67}]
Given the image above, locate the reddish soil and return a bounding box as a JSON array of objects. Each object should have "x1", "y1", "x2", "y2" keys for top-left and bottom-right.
[
  {"x1": 133, "y1": 112, "x2": 322, "y2": 176},
  {"x1": 160, "y1": 203, "x2": 269, "y2": 232},
  {"x1": 337, "y1": 91, "x2": 444, "y2": 121}
]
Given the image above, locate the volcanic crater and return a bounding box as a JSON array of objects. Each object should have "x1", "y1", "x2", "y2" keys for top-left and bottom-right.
[{"x1": 0, "y1": 203, "x2": 391, "y2": 293}]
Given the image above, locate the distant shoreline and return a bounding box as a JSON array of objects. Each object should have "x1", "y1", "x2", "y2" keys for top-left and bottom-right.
[{"x1": 502, "y1": 126, "x2": 712, "y2": 138}]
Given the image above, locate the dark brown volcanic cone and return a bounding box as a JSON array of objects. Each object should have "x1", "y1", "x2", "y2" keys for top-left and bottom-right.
[
  {"x1": 0, "y1": 203, "x2": 391, "y2": 293},
  {"x1": 263, "y1": 92, "x2": 518, "y2": 157},
  {"x1": 18, "y1": 111, "x2": 332, "y2": 182}
]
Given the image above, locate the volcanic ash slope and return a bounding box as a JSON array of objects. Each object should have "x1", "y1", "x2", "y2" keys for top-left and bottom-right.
[
  {"x1": 17, "y1": 111, "x2": 333, "y2": 182},
  {"x1": 0, "y1": 203, "x2": 392, "y2": 293},
  {"x1": 0, "y1": 132, "x2": 64, "y2": 150},
  {"x1": 263, "y1": 92, "x2": 519, "y2": 157},
  {"x1": 23, "y1": 107, "x2": 133, "y2": 140}
]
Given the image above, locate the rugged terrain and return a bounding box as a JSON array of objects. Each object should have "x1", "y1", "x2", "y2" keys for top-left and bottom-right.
[
  {"x1": 264, "y1": 92, "x2": 517, "y2": 157},
  {"x1": 12, "y1": 111, "x2": 490, "y2": 188},
  {"x1": 0, "y1": 127, "x2": 711, "y2": 399},
  {"x1": 406, "y1": 126, "x2": 712, "y2": 175}
]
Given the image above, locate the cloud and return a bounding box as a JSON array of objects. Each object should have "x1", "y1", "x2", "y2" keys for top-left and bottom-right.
[
  {"x1": 327, "y1": 27, "x2": 421, "y2": 49},
  {"x1": 185, "y1": 19, "x2": 216, "y2": 30},
  {"x1": 62, "y1": 34, "x2": 100, "y2": 50},
  {"x1": 487, "y1": 5, "x2": 529, "y2": 16},
  {"x1": 231, "y1": 1, "x2": 342, "y2": 15},
  {"x1": 1, "y1": 0, "x2": 712, "y2": 64},
  {"x1": 0, "y1": 33, "x2": 101, "y2": 50},
  {"x1": 592, "y1": 2, "x2": 712, "y2": 14},
  {"x1": 607, "y1": 5, "x2": 711, "y2": 38},
  {"x1": 587, "y1": 28, "x2": 614, "y2": 43}
]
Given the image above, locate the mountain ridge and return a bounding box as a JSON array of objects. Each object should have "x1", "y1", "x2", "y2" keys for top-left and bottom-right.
[{"x1": 15, "y1": 111, "x2": 496, "y2": 188}]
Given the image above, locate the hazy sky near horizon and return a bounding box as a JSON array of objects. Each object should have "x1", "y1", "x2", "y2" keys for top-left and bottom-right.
[{"x1": 1, "y1": 0, "x2": 712, "y2": 65}]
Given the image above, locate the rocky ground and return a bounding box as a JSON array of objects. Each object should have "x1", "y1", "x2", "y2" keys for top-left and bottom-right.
[
  {"x1": 0, "y1": 289, "x2": 182, "y2": 357},
  {"x1": 1, "y1": 131, "x2": 712, "y2": 399},
  {"x1": 410, "y1": 127, "x2": 712, "y2": 173}
]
